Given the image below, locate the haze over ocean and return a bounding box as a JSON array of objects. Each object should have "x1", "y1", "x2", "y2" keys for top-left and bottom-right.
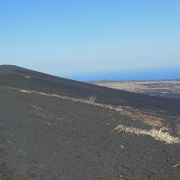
[{"x1": 0, "y1": 0, "x2": 180, "y2": 80}]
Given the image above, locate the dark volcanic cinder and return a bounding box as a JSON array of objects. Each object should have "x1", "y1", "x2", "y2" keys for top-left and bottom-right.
[{"x1": 0, "y1": 65, "x2": 180, "y2": 180}]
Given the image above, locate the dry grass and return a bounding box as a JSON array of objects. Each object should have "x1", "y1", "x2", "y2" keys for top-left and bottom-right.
[
  {"x1": 16, "y1": 87, "x2": 113, "y2": 109},
  {"x1": 115, "y1": 124, "x2": 180, "y2": 144},
  {"x1": 24, "y1": 75, "x2": 31, "y2": 79},
  {"x1": 120, "y1": 106, "x2": 167, "y2": 129},
  {"x1": 19, "y1": 89, "x2": 31, "y2": 94},
  {"x1": 88, "y1": 95, "x2": 96, "y2": 104}
]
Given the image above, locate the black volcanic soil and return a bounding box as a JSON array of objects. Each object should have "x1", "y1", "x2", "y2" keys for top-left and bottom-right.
[
  {"x1": 0, "y1": 65, "x2": 180, "y2": 180},
  {"x1": 0, "y1": 65, "x2": 180, "y2": 115}
]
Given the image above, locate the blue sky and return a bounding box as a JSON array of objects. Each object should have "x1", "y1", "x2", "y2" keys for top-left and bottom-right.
[{"x1": 0, "y1": 0, "x2": 180, "y2": 80}]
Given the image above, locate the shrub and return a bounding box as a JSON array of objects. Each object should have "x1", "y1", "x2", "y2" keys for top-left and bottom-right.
[{"x1": 88, "y1": 95, "x2": 96, "y2": 104}]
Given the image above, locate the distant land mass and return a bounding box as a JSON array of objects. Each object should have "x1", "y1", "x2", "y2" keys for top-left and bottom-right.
[{"x1": 91, "y1": 80, "x2": 180, "y2": 100}]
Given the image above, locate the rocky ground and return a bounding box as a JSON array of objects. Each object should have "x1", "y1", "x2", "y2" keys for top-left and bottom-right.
[{"x1": 0, "y1": 65, "x2": 179, "y2": 180}]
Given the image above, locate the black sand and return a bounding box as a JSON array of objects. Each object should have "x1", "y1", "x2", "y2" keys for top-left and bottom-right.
[{"x1": 0, "y1": 65, "x2": 179, "y2": 180}]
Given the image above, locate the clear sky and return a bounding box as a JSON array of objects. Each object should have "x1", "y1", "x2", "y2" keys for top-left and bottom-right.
[{"x1": 0, "y1": 0, "x2": 180, "y2": 80}]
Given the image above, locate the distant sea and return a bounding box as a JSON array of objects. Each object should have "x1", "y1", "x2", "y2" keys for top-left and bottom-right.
[{"x1": 59, "y1": 67, "x2": 180, "y2": 81}]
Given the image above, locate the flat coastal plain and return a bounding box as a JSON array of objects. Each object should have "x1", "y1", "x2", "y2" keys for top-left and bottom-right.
[{"x1": 91, "y1": 80, "x2": 180, "y2": 99}]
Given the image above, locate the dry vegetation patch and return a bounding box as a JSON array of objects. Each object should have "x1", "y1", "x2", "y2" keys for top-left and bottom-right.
[
  {"x1": 120, "y1": 106, "x2": 167, "y2": 129},
  {"x1": 115, "y1": 124, "x2": 180, "y2": 144}
]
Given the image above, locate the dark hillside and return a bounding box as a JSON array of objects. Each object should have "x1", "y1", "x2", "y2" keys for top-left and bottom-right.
[
  {"x1": 0, "y1": 65, "x2": 179, "y2": 179},
  {"x1": 0, "y1": 65, "x2": 180, "y2": 115}
]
